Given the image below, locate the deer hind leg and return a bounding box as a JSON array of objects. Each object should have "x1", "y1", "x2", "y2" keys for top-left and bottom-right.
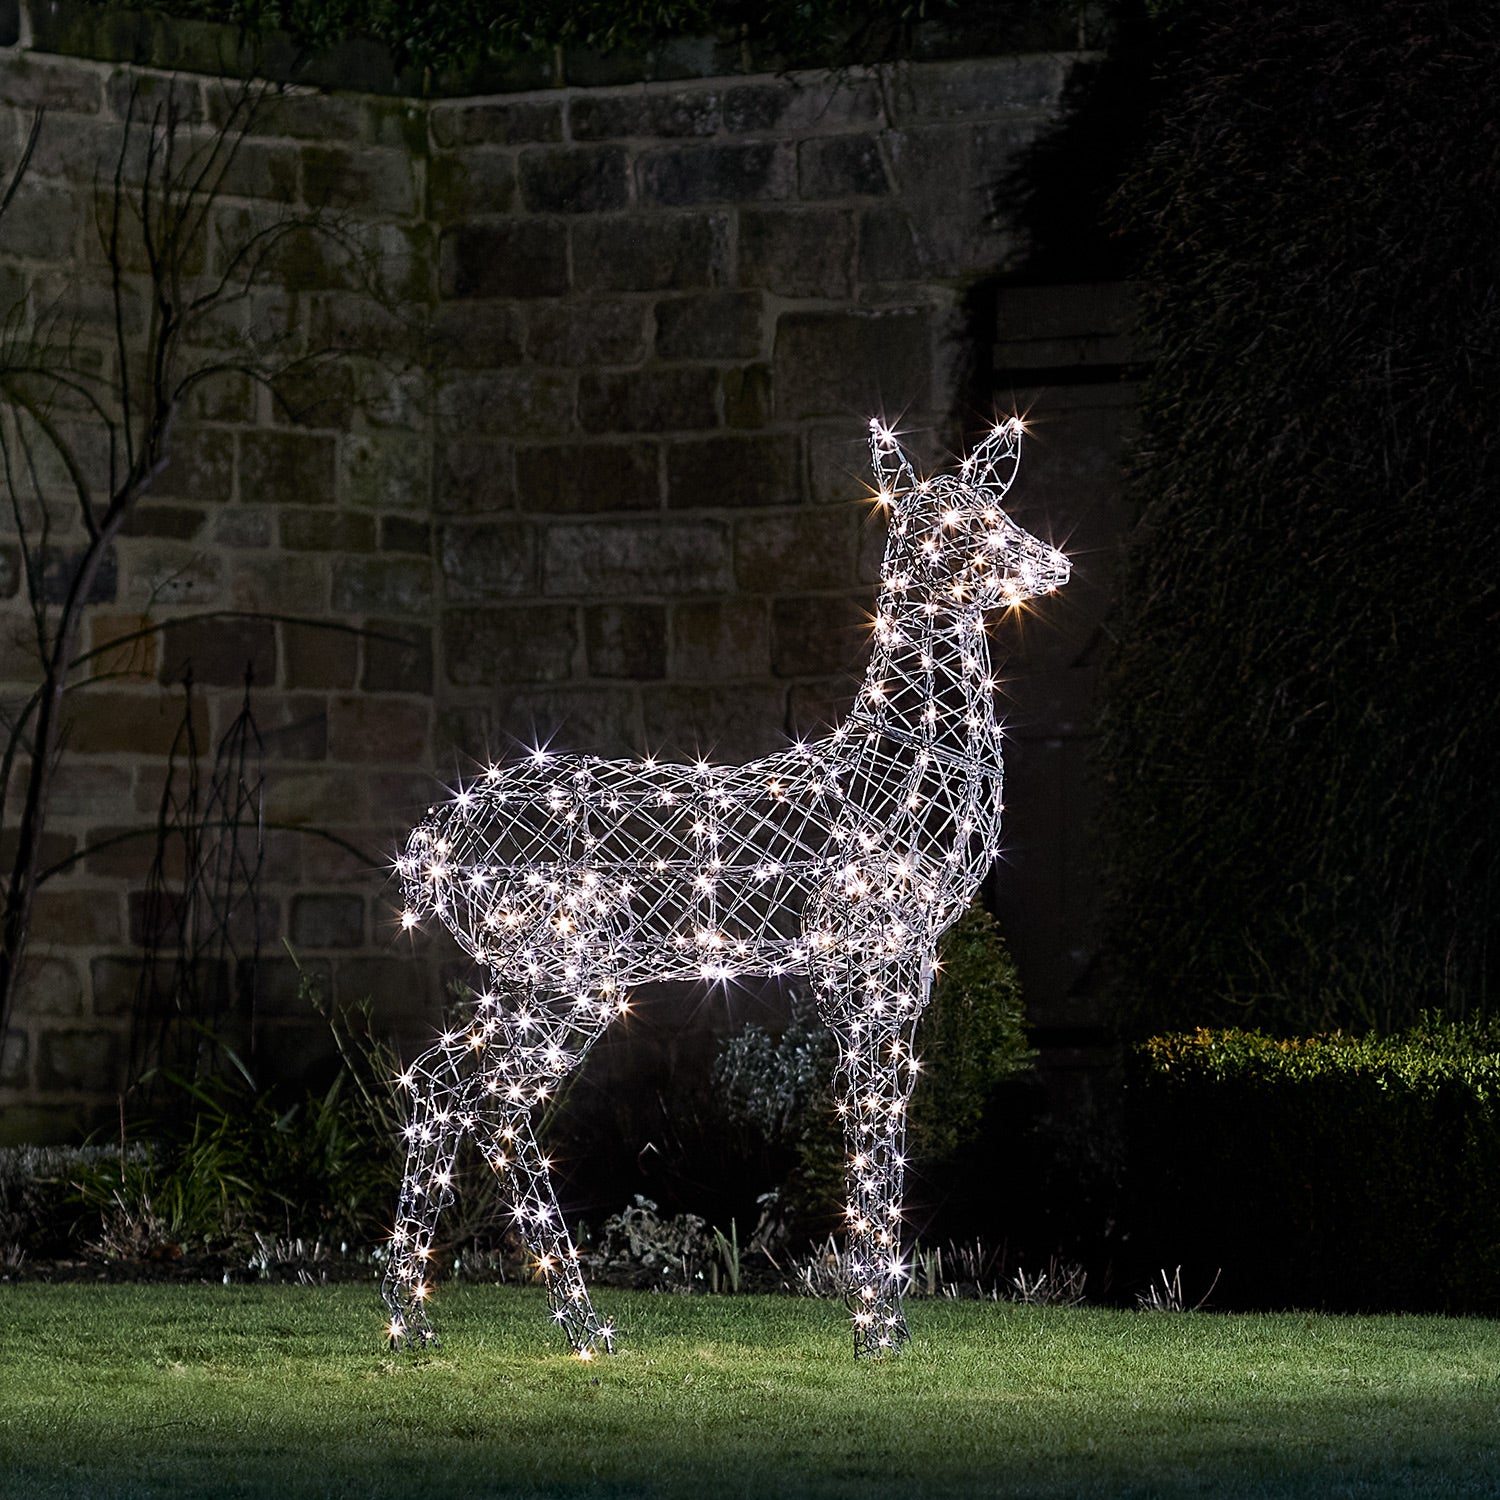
[
  {"x1": 824, "y1": 953, "x2": 929, "y2": 1357},
  {"x1": 383, "y1": 1036, "x2": 479, "y2": 1348},
  {"x1": 477, "y1": 979, "x2": 616, "y2": 1357}
]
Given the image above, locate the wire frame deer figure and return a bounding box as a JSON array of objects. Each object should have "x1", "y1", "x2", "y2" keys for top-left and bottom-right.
[{"x1": 385, "y1": 417, "x2": 1069, "y2": 1358}]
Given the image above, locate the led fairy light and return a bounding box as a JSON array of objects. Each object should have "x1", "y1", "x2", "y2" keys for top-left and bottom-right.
[{"x1": 385, "y1": 417, "x2": 1069, "y2": 1358}]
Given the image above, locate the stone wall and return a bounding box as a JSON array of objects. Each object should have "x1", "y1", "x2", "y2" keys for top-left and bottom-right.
[{"x1": 0, "y1": 22, "x2": 1107, "y2": 1141}]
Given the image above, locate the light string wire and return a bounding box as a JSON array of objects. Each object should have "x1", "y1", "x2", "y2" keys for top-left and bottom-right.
[{"x1": 384, "y1": 417, "x2": 1069, "y2": 1358}]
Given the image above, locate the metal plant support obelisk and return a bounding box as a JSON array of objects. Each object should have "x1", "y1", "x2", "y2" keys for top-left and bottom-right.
[{"x1": 385, "y1": 418, "x2": 1069, "y2": 1358}]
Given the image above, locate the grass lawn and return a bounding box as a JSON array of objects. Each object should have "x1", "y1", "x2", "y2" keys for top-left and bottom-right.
[{"x1": 1, "y1": 1285, "x2": 1497, "y2": 1498}]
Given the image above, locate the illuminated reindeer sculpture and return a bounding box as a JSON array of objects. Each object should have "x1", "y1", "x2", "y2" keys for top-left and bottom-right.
[{"x1": 385, "y1": 418, "x2": 1068, "y2": 1358}]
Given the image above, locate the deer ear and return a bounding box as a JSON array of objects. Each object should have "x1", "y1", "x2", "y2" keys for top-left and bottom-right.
[
  {"x1": 868, "y1": 419, "x2": 918, "y2": 500},
  {"x1": 962, "y1": 418, "x2": 1024, "y2": 497}
]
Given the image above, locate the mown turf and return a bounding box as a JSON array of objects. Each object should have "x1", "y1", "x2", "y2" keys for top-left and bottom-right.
[{"x1": 0, "y1": 1284, "x2": 1497, "y2": 1498}]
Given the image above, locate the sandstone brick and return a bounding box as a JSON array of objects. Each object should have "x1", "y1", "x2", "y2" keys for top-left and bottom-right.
[
  {"x1": 279, "y1": 510, "x2": 378, "y2": 552},
  {"x1": 212, "y1": 508, "x2": 274, "y2": 549},
  {"x1": 13, "y1": 957, "x2": 84, "y2": 1019},
  {"x1": 363, "y1": 620, "x2": 433, "y2": 694},
  {"x1": 29, "y1": 762, "x2": 132, "y2": 820},
  {"x1": 0, "y1": 540, "x2": 18, "y2": 599},
  {"x1": 670, "y1": 599, "x2": 770, "y2": 680},
  {"x1": 330, "y1": 557, "x2": 434, "y2": 618},
  {"x1": 520, "y1": 146, "x2": 630, "y2": 214},
  {"x1": 340, "y1": 431, "x2": 432, "y2": 513},
  {"x1": 282, "y1": 621, "x2": 358, "y2": 690},
  {"x1": 37, "y1": 1027, "x2": 122, "y2": 1093},
  {"x1": 585, "y1": 603, "x2": 667, "y2": 679},
  {"x1": 578, "y1": 368, "x2": 718, "y2": 434},
  {"x1": 525, "y1": 301, "x2": 648, "y2": 367},
  {"x1": 572, "y1": 213, "x2": 730, "y2": 293},
  {"x1": 440, "y1": 221, "x2": 569, "y2": 300},
  {"x1": 444, "y1": 605, "x2": 577, "y2": 687},
  {"x1": 152, "y1": 425, "x2": 234, "y2": 504},
  {"x1": 291, "y1": 893, "x2": 365, "y2": 950},
  {"x1": 515, "y1": 442, "x2": 661, "y2": 514},
  {"x1": 380, "y1": 516, "x2": 431, "y2": 555},
  {"x1": 640, "y1": 683, "x2": 789, "y2": 762},
  {"x1": 0, "y1": 180, "x2": 77, "y2": 259},
  {"x1": 740, "y1": 207, "x2": 854, "y2": 299},
  {"x1": 771, "y1": 593, "x2": 873, "y2": 677},
  {"x1": 427, "y1": 150, "x2": 518, "y2": 223},
  {"x1": 0, "y1": 1029, "x2": 26, "y2": 1090},
  {"x1": 789, "y1": 676, "x2": 857, "y2": 736},
  {"x1": 735, "y1": 508, "x2": 861, "y2": 592},
  {"x1": 723, "y1": 78, "x2": 881, "y2": 135},
  {"x1": 798, "y1": 135, "x2": 890, "y2": 199},
  {"x1": 270, "y1": 360, "x2": 360, "y2": 431},
  {"x1": 439, "y1": 521, "x2": 536, "y2": 600},
  {"x1": 882, "y1": 120, "x2": 1034, "y2": 274},
  {"x1": 158, "y1": 616, "x2": 277, "y2": 688},
  {"x1": 120, "y1": 505, "x2": 207, "y2": 541},
  {"x1": 28, "y1": 889, "x2": 124, "y2": 948},
  {"x1": 233, "y1": 90, "x2": 367, "y2": 141},
  {"x1": 212, "y1": 138, "x2": 300, "y2": 202},
  {"x1": 63, "y1": 689, "x2": 208, "y2": 757},
  {"x1": 304, "y1": 826, "x2": 389, "y2": 883},
  {"x1": 808, "y1": 423, "x2": 877, "y2": 504},
  {"x1": 254, "y1": 697, "x2": 330, "y2": 762},
  {"x1": 570, "y1": 91, "x2": 719, "y2": 141},
  {"x1": 888, "y1": 54, "x2": 1069, "y2": 125},
  {"x1": 722, "y1": 364, "x2": 773, "y2": 430},
  {"x1": 302, "y1": 144, "x2": 416, "y2": 217},
  {"x1": 239, "y1": 430, "x2": 337, "y2": 506},
  {"x1": 543, "y1": 520, "x2": 731, "y2": 598},
  {"x1": 667, "y1": 434, "x2": 799, "y2": 510},
  {"x1": 437, "y1": 370, "x2": 574, "y2": 439},
  {"x1": 654, "y1": 292, "x2": 764, "y2": 361},
  {"x1": 429, "y1": 99, "x2": 564, "y2": 149},
  {"x1": 259, "y1": 828, "x2": 306, "y2": 884},
  {"x1": 434, "y1": 439, "x2": 517, "y2": 515},
  {"x1": 486, "y1": 686, "x2": 641, "y2": 759},
  {"x1": 307, "y1": 292, "x2": 416, "y2": 361},
  {"x1": 0, "y1": 55, "x2": 104, "y2": 113},
  {"x1": 639, "y1": 142, "x2": 794, "y2": 207},
  {"x1": 857, "y1": 207, "x2": 926, "y2": 282},
  {"x1": 121, "y1": 542, "x2": 224, "y2": 607},
  {"x1": 328, "y1": 696, "x2": 431, "y2": 763},
  {"x1": 243, "y1": 217, "x2": 362, "y2": 294},
  {"x1": 226, "y1": 554, "x2": 326, "y2": 615},
  {"x1": 774, "y1": 309, "x2": 933, "y2": 420},
  {"x1": 430, "y1": 300, "x2": 525, "y2": 368},
  {"x1": 184, "y1": 370, "x2": 255, "y2": 424},
  {"x1": 40, "y1": 545, "x2": 117, "y2": 607},
  {"x1": 262, "y1": 769, "x2": 371, "y2": 826},
  {"x1": 0, "y1": 828, "x2": 76, "y2": 879}
]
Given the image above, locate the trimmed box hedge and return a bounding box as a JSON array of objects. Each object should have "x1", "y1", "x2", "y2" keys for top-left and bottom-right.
[{"x1": 1125, "y1": 1021, "x2": 1500, "y2": 1313}]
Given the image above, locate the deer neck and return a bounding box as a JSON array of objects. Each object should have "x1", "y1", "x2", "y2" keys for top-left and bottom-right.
[{"x1": 839, "y1": 599, "x2": 1001, "y2": 778}]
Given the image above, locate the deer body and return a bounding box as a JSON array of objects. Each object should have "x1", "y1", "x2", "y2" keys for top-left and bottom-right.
[{"x1": 385, "y1": 419, "x2": 1068, "y2": 1357}]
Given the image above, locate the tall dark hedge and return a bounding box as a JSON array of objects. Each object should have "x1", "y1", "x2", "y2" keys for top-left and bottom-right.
[{"x1": 1098, "y1": 0, "x2": 1500, "y2": 1034}]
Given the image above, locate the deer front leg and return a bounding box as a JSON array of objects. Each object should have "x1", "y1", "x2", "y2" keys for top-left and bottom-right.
[
  {"x1": 383, "y1": 1040, "x2": 476, "y2": 1349},
  {"x1": 480, "y1": 998, "x2": 614, "y2": 1358},
  {"x1": 830, "y1": 957, "x2": 928, "y2": 1357}
]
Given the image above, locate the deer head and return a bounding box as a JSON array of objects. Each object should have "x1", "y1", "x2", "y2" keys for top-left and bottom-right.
[{"x1": 870, "y1": 418, "x2": 1070, "y2": 612}]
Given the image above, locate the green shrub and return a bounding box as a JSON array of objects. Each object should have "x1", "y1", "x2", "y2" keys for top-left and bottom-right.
[
  {"x1": 1126, "y1": 1019, "x2": 1500, "y2": 1312},
  {"x1": 714, "y1": 900, "x2": 1031, "y2": 1228}
]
